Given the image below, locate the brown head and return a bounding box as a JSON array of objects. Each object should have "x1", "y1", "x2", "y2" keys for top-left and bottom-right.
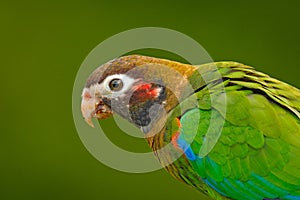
[{"x1": 81, "y1": 55, "x2": 197, "y2": 132}]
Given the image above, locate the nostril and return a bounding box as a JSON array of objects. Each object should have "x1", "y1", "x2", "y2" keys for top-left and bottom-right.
[{"x1": 83, "y1": 91, "x2": 92, "y2": 100}]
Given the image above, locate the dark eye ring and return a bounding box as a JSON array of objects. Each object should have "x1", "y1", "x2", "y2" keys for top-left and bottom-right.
[{"x1": 108, "y1": 78, "x2": 123, "y2": 91}]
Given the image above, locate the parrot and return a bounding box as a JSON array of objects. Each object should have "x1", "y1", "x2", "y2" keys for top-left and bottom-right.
[{"x1": 80, "y1": 55, "x2": 300, "y2": 200}]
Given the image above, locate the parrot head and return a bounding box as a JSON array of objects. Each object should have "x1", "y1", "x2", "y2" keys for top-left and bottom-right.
[{"x1": 81, "y1": 55, "x2": 196, "y2": 133}]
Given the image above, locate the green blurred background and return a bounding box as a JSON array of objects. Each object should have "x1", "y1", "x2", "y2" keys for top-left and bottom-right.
[{"x1": 1, "y1": 1, "x2": 300, "y2": 200}]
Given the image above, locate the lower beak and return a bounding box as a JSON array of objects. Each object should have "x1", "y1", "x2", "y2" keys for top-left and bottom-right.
[{"x1": 81, "y1": 98, "x2": 112, "y2": 128}]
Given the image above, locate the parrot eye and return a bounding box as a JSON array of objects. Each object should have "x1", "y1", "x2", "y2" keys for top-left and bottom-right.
[{"x1": 108, "y1": 78, "x2": 123, "y2": 91}]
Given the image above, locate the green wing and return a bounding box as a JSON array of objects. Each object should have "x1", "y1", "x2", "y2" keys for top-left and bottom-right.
[{"x1": 168, "y1": 62, "x2": 300, "y2": 200}]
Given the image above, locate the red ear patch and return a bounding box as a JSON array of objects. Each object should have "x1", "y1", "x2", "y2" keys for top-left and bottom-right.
[
  {"x1": 136, "y1": 84, "x2": 151, "y2": 91},
  {"x1": 132, "y1": 83, "x2": 161, "y2": 102}
]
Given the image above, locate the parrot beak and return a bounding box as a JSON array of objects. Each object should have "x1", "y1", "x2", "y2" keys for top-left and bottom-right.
[{"x1": 81, "y1": 89, "x2": 113, "y2": 128}]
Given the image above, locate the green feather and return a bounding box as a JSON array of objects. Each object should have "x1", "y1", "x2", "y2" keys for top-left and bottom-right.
[{"x1": 155, "y1": 61, "x2": 300, "y2": 200}]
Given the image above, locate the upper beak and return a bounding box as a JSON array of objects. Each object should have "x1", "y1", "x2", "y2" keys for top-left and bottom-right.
[{"x1": 81, "y1": 90, "x2": 112, "y2": 128}]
